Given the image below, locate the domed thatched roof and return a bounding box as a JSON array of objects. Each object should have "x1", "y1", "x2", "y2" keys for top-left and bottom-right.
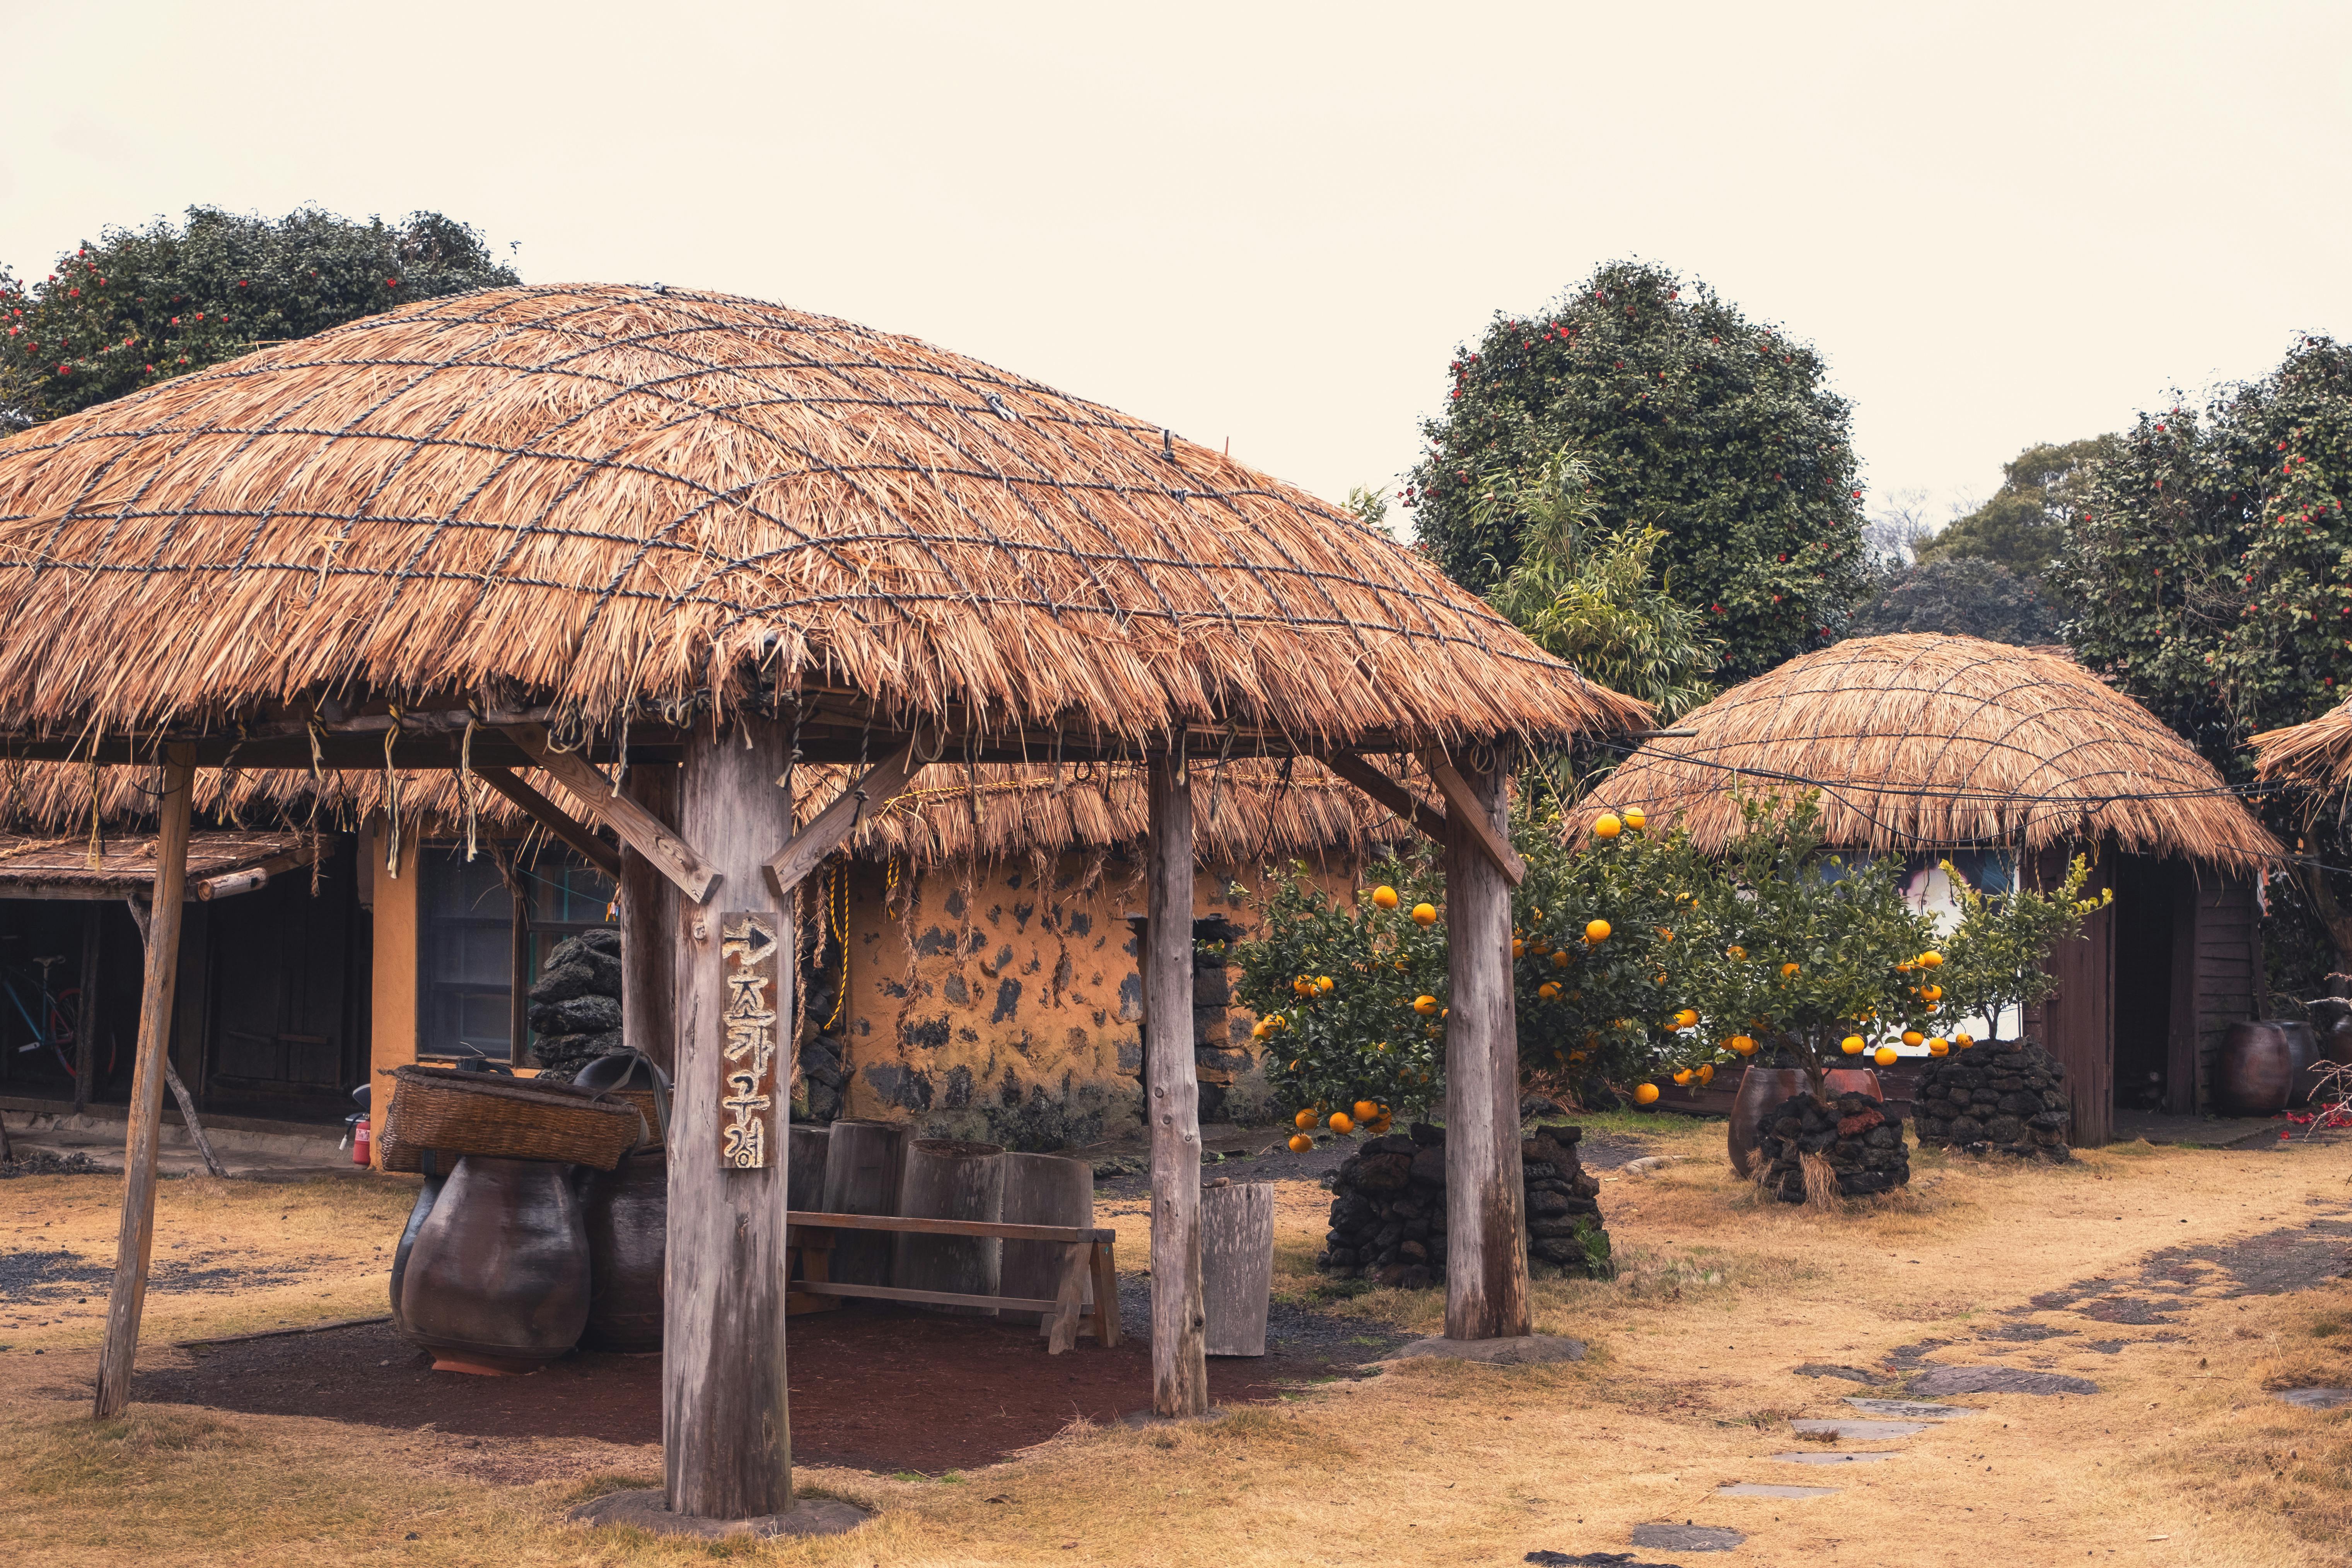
[
  {"x1": 1572, "y1": 634, "x2": 2280, "y2": 871},
  {"x1": 0, "y1": 285, "x2": 1641, "y2": 758}
]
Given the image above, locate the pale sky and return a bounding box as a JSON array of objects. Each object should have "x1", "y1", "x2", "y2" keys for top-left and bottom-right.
[{"x1": 5, "y1": 2, "x2": 2345, "y2": 538}]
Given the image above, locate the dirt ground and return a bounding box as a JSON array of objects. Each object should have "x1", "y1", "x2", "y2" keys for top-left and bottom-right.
[{"x1": 2, "y1": 1116, "x2": 2349, "y2": 1567}]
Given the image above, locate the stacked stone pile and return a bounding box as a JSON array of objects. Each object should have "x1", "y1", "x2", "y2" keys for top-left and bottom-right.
[
  {"x1": 528, "y1": 928, "x2": 623, "y2": 1079},
  {"x1": 797, "y1": 1030, "x2": 848, "y2": 1123},
  {"x1": 1755, "y1": 1089, "x2": 1910, "y2": 1200},
  {"x1": 1912, "y1": 1038, "x2": 2071, "y2": 1161},
  {"x1": 1317, "y1": 1123, "x2": 1610, "y2": 1286}
]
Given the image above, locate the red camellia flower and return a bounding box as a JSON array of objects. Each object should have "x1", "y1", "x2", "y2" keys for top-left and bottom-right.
[{"x1": 68, "y1": 287, "x2": 79, "y2": 297}]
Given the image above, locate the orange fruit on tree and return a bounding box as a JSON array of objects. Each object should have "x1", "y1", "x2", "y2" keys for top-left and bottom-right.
[
  {"x1": 1782, "y1": 962, "x2": 1801, "y2": 977},
  {"x1": 1673, "y1": 1008, "x2": 1699, "y2": 1029},
  {"x1": 1413, "y1": 994, "x2": 1439, "y2": 1015},
  {"x1": 1592, "y1": 813, "x2": 1623, "y2": 839},
  {"x1": 1727, "y1": 944, "x2": 1746, "y2": 959},
  {"x1": 1697, "y1": 1063, "x2": 1714, "y2": 1084},
  {"x1": 1353, "y1": 1100, "x2": 1379, "y2": 1122},
  {"x1": 1412, "y1": 902, "x2": 1439, "y2": 926},
  {"x1": 1538, "y1": 981, "x2": 1561, "y2": 1000},
  {"x1": 1954, "y1": 1031, "x2": 1975, "y2": 1049},
  {"x1": 1873, "y1": 1045, "x2": 1898, "y2": 1066},
  {"x1": 1623, "y1": 807, "x2": 1646, "y2": 831},
  {"x1": 1512, "y1": 940, "x2": 1526, "y2": 958},
  {"x1": 1294, "y1": 1108, "x2": 1316, "y2": 1130},
  {"x1": 1841, "y1": 1034, "x2": 1866, "y2": 1055},
  {"x1": 1927, "y1": 1036, "x2": 1950, "y2": 1056},
  {"x1": 1328, "y1": 1111, "x2": 1354, "y2": 1135},
  {"x1": 1920, "y1": 950, "x2": 1944, "y2": 968},
  {"x1": 1289, "y1": 1133, "x2": 1313, "y2": 1153},
  {"x1": 1552, "y1": 949, "x2": 1570, "y2": 967},
  {"x1": 1586, "y1": 918, "x2": 1611, "y2": 943},
  {"x1": 1921, "y1": 984, "x2": 1942, "y2": 1001},
  {"x1": 1316, "y1": 976, "x2": 1334, "y2": 993},
  {"x1": 1672, "y1": 1069, "x2": 1693, "y2": 1085},
  {"x1": 1730, "y1": 1034, "x2": 1757, "y2": 1055},
  {"x1": 1633, "y1": 1083, "x2": 1661, "y2": 1105},
  {"x1": 1371, "y1": 885, "x2": 1400, "y2": 910},
  {"x1": 1251, "y1": 1020, "x2": 1270, "y2": 1039},
  {"x1": 1901, "y1": 1030, "x2": 1924, "y2": 1047}
]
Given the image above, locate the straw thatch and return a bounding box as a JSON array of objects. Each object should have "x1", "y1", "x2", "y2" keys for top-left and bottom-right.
[
  {"x1": 2250, "y1": 702, "x2": 2352, "y2": 797},
  {"x1": 0, "y1": 830, "x2": 308, "y2": 893},
  {"x1": 0, "y1": 756, "x2": 1420, "y2": 872},
  {"x1": 1571, "y1": 634, "x2": 2281, "y2": 872},
  {"x1": 0, "y1": 284, "x2": 1644, "y2": 756}
]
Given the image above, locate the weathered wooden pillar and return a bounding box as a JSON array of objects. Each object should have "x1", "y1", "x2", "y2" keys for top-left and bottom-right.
[
  {"x1": 72, "y1": 903, "x2": 101, "y2": 1113},
  {"x1": 93, "y1": 746, "x2": 196, "y2": 1418},
  {"x1": 620, "y1": 763, "x2": 680, "y2": 1077},
  {"x1": 1144, "y1": 753, "x2": 1208, "y2": 1415},
  {"x1": 664, "y1": 721, "x2": 792, "y2": 1519},
  {"x1": 1441, "y1": 744, "x2": 1529, "y2": 1340}
]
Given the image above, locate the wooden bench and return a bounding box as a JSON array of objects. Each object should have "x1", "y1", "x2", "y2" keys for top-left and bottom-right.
[{"x1": 783, "y1": 1210, "x2": 1120, "y2": 1354}]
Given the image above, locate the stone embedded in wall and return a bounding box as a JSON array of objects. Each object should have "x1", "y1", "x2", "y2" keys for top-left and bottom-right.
[
  {"x1": 1316, "y1": 1123, "x2": 1611, "y2": 1285},
  {"x1": 1912, "y1": 1038, "x2": 2071, "y2": 1161}
]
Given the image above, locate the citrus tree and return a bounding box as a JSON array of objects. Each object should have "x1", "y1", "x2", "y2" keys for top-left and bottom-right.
[
  {"x1": 1931, "y1": 853, "x2": 2107, "y2": 1040},
  {"x1": 1649, "y1": 795, "x2": 1947, "y2": 1101}
]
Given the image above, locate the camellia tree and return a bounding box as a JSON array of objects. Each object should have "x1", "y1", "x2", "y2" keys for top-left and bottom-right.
[
  {"x1": 1649, "y1": 796, "x2": 1947, "y2": 1101},
  {"x1": 3, "y1": 205, "x2": 518, "y2": 423},
  {"x1": 1405, "y1": 260, "x2": 1872, "y2": 682}
]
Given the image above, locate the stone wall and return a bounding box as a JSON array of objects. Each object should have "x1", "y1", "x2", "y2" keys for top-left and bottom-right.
[
  {"x1": 1754, "y1": 1090, "x2": 1910, "y2": 1200},
  {"x1": 1316, "y1": 1123, "x2": 1611, "y2": 1286},
  {"x1": 1911, "y1": 1038, "x2": 2072, "y2": 1161}
]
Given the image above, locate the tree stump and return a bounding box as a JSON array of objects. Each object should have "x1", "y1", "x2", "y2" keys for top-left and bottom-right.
[
  {"x1": 998, "y1": 1151, "x2": 1094, "y2": 1325},
  {"x1": 892, "y1": 1139, "x2": 1006, "y2": 1314},
  {"x1": 819, "y1": 1119, "x2": 906, "y2": 1288},
  {"x1": 1201, "y1": 1181, "x2": 1275, "y2": 1356}
]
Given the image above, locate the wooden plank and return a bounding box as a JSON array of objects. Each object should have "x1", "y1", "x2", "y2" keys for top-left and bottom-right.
[
  {"x1": 1420, "y1": 750, "x2": 1527, "y2": 886},
  {"x1": 1201, "y1": 1182, "x2": 1274, "y2": 1356},
  {"x1": 663, "y1": 719, "x2": 792, "y2": 1520},
  {"x1": 72, "y1": 904, "x2": 100, "y2": 1116},
  {"x1": 762, "y1": 736, "x2": 926, "y2": 896},
  {"x1": 1044, "y1": 1242, "x2": 1088, "y2": 1353},
  {"x1": 619, "y1": 766, "x2": 679, "y2": 1077},
  {"x1": 793, "y1": 1280, "x2": 1065, "y2": 1314},
  {"x1": 1144, "y1": 754, "x2": 1208, "y2": 1416},
  {"x1": 502, "y1": 724, "x2": 717, "y2": 903},
  {"x1": 161, "y1": 1058, "x2": 227, "y2": 1179},
  {"x1": 193, "y1": 842, "x2": 320, "y2": 901},
  {"x1": 2167, "y1": 863, "x2": 2200, "y2": 1115},
  {"x1": 1440, "y1": 746, "x2": 1530, "y2": 1340},
  {"x1": 470, "y1": 764, "x2": 625, "y2": 880},
  {"x1": 786, "y1": 1210, "x2": 1114, "y2": 1244},
  {"x1": 1088, "y1": 1239, "x2": 1121, "y2": 1348},
  {"x1": 1321, "y1": 751, "x2": 1449, "y2": 845},
  {"x1": 93, "y1": 746, "x2": 195, "y2": 1418},
  {"x1": 716, "y1": 908, "x2": 783, "y2": 1169}
]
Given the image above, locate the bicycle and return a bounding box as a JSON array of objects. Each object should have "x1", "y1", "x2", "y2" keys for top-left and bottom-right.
[{"x1": 1, "y1": 951, "x2": 96, "y2": 1082}]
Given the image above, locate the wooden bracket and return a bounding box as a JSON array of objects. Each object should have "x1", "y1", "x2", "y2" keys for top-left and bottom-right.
[
  {"x1": 469, "y1": 764, "x2": 625, "y2": 880},
  {"x1": 500, "y1": 724, "x2": 718, "y2": 902},
  {"x1": 1321, "y1": 750, "x2": 1449, "y2": 847},
  {"x1": 1417, "y1": 749, "x2": 1526, "y2": 886},
  {"x1": 762, "y1": 734, "x2": 927, "y2": 896}
]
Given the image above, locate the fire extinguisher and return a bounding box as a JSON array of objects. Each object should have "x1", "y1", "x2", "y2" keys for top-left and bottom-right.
[{"x1": 350, "y1": 1115, "x2": 371, "y2": 1165}]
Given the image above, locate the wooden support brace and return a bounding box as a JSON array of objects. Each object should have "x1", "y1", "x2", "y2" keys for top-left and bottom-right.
[
  {"x1": 500, "y1": 724, "x2": 716, "y2": 902},
  {"x1": 762, "y1": 735, "x2": 927, "y2": 896},
  {"x1": 194, "y1": 840, "x2": 324, "y2": 902},
  {"x1": 1417, "y1": 749, "x2": 1526, "y2": 886},
  {"x1": 469, "y1": 764, "x2": 625, "y2": 880},
  {"x1": 1321, "y1": 750, "x2": 1449, "y2": 846}
]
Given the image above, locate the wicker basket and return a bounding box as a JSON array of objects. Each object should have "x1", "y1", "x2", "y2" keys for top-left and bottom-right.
[{"x1": 378, "y1": 1065, "x2": 651, "y2": 1173}]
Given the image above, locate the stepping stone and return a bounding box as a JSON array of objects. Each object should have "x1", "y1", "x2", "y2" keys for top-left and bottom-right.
[
  {"x1": 1390, "y1": 1334, "x2": 1587, "y2": 1366},
  {"x1": 1790, "y1": 1418, "x2": 1929, "y2": 1439},
  {"x1": 1773, "y1": 1449, "x2": 1900, "y2": 1464},
  {"x1": 1845, "y1": 1397, "x2": 1974, "y2": 1420},
  {"x1": 1523, "y1": 1553, "x2": 1678, "y2": 1567},
  {"x1": 2273, "y1": 1387, "x2": 2352, "y2": 1410},
  {"x1": 1793, "y1": 1363, "x2": 1880, "y2": 1384},
  {"x1": 1717, "y1": 1482, "x2": 1837, "y2": 1498},
  {"x1": 1910, "y1": 1365, "x2": 2099, "y2": 1397},
  {"x1": 1632, "y1": 1522, "x2": 1746, "y2": 1551}
]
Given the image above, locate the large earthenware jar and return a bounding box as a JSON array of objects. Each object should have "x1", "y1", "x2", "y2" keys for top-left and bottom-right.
[
  {"x1": 387, "y1": 1169, "x2": 446, "y2": 1337},
  {"x1": 2216, "y1": 1022, "x2": 2292, "y2": 1118},
  {"x1": 2311, "y1": 998, "x2": 2352, "y2": 1070},
  {"x1": 1728, "y1": 1067, "x2": 1805, "y2": 1176},
  {"x1": 399, "y1": 1155, "x2": 591, "y2": 1374},
  {"x1": 580, "y1": 1151, "x2": 665, "y2": 1353},
  {"x1": 1822, "y1": 1067, "x2": 1885, "y2": 1102},
  {"x1": 2280, "y1": 1021, "x2": 2323, "y2": 1108}
]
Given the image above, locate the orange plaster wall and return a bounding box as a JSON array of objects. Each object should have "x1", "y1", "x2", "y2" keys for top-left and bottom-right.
[{"x1": 365, "y1": 821, "x2": 417, "y2": 1170}]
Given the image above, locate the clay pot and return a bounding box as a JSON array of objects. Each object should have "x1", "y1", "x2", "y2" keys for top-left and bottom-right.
[
  {"x1": 388, "y1": 1170, "x2": 446, "y2": 1337},
  {"x1": 399, "y1": 1156, "x2": 591, "y2": 1375},
  {"x1": 580, "y1": 1152, "x2": 665, "y2": 1353},
  {"x1": 1728, "y1": 1067, "x2": 1804, "y2": 1176},
  {"x1": 2216, "y1": 1022, "x2": 2293, "y2": 1118},
  {"x1": 1822, "y1": 1068, "x2": 1885, "y2": 1102},
  {"x1": 2280, "y1": 1021, "x2": 2323, "y2": 1108}
]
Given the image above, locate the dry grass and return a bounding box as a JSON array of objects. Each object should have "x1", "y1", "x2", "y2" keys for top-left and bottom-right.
[
  {"x1": 3, "y1": 1126, "x2": 2349, "y2": 1565},
  {"x1": 1572, "y1": 633, "x2": 2280, "y2": 870}
]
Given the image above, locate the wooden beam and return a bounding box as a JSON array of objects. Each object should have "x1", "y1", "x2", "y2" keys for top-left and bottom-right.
[
  {"x1": 1439, "y1": 746, "x2": 1530, "y2": 1341},
  {"x1": 785, "y1": 1210, "x2": 1113, "y2": 1244},
  {"x1": 664, "y1": 719, "x2": 792, "y2": 1520},
  {"x1": 1418, "y1": 749, "x2": 1526, "y2": 886},
  {"x1": 193, "y1": 841, "x2": 322, "y2": 901},
  {"x1": 1144, "y1": 754, "x2": 1208, "y2": 1417},
  {"x1": 761, "y1": 735, "x2": 927, "y2": 897},
  {"x1": 94, "y1": 745, "x2": 196, "y2": 1417},
  {"x1": 1322, "y1": 750, "x2": 1449, "y2": 846},
  {"x1": 469, "y1": 763, "x2": 625, "y2": 880},
  {"x1": 501, "y1": 724, "x2": 718, "y2": 903}
]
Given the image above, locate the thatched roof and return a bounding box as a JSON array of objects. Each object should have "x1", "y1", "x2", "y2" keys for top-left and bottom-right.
[
  {"x1": 1571, "y1": 634, "x2": 2281, "y2": 872},
  {"x1": 0, "y1": 829, "x2": 315, "y2": 899},
  {"x1": 2250, "y1": 703, "x2": 2352, "y2": 797},
  {"x1": 0, "y1": 284, "x2": 1643, "y2": 761},
  {"x1": 1, "y1": 756, "x2": 1417, "y2": 871}
]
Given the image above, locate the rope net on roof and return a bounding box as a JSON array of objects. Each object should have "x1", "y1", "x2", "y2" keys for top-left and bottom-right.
[
  {"x1": 1571, "y1": 634, "x2": 2280, "y2": 872},
  {"x1": 0, "y1": 284, "x2": 1645, "y2": 754}
]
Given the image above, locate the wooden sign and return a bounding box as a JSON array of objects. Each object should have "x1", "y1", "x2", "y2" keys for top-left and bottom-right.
[{"x1": 719, "y1": 911, "x2": 781, "y2": 1169}]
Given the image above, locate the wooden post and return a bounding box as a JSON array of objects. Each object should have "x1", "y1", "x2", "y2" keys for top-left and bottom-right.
[
  {"x1": 1200, "y1": 1181, "x2": 1275, "y2": 1356},
  {"x1": 1440, "y1": 744, "x2": 1529, "y2": 1341},
  {"x1": 664, "y1": 720, "x2": 792, "y2": 1520},
  {"x1": 621, "y1": 764, "x2": 680, "y2": 1078},
  {"x1": 72, "y1": 903, "x2": 101, "y2": 1114},
  {"x1": 1144, "y1": 753, "x2": 1207, "y2": 1416},
  {"x1": 93, "y1": 746, "x2": 196, "y2": 1418}
]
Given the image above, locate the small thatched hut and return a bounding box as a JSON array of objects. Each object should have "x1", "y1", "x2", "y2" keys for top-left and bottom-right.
[
  {"x1": 1574, "y1": 634, "x2": 2283, "y2": 1143},
  {"x1": 2250, "y1": 701, "x2": 2352, "y2": 795}
]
